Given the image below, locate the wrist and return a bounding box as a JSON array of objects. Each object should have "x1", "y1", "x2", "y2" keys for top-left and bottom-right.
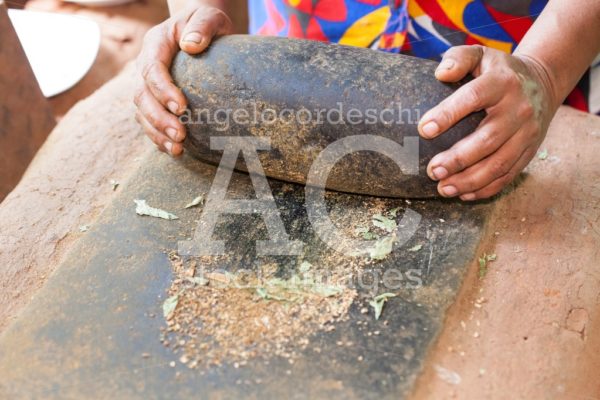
[{"x1": 513, "y1": 52, "x2": 561, "y2": 114}]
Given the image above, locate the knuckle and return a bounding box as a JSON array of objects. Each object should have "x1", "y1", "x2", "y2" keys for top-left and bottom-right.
[
  {"x1": 146, "y1": 74, "x2": 163, "y2": 94},
  {"x1": 208, "y1": 8, "x2": 229, "y2": 24},
  {"x1": 133, "y1": 89, "x2": 144, "y2": 107},
  {"x1": 450, "y1": 152, "x2": 468, "y2": 172},
  {"x1": 143, "y1": 107, "x2": 161, "y2": 127},
  {"x1": 471, "y1": 44, "x2": 484, "y2": 60},
  {"x1": 502, "y1": 70, "x2": 521, "y2": 88},
  {"x1": 517, "y1": 101, "x2": 535, "y2": 120},
  {"x1": 489, "y1": 158, "x2": 510, "y2": 178},
  {"x1": 436, "y1": 106, "x2": 456, "y2": 129},
  {"x1": 464, "y1": 85, "x2": 484, "y2": 109},
  {"x1": 477, "y1": 129, "x2": 497, "y2": 149},
  {"x1": 141, "y1": 61, "x2": 162, "y2": 83},
  {"x1": 190, "y1": 8, "x2": 232, "y2": 35}
]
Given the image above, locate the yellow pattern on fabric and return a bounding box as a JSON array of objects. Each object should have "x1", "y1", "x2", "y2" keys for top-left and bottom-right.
[
  {"x1": 436, "y1": 0, "x2": 512, "y2": 53},
  {"x1": 339, "y1": 6, "x2": 391, "y2": 47}
]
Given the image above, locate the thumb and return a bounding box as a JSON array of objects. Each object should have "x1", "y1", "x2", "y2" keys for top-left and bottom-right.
[
  {"x1": 435, "y1": 45, "x2": 484, "y2": 82},
  {"x1": 178, "y1": 7, "x2": 233, "y2": 54}
]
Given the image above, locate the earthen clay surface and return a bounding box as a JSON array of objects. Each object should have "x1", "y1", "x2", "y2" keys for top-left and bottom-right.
[
  {"x1": 0, "y1": 65, "x2": 151, "y2": 332},
  {"x1": 412, "y1": 107, "x2": 600, "y2": 399}
]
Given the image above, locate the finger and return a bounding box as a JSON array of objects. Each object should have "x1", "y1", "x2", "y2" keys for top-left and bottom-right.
[
  {"x1": 137, "y1": 25, "x2": 187, "y2": 115},
  {"x1": 179, "y1": 7, "x2": 233, "y2": 54},
  {"x1": 134, "y1": 86, "x2": 185, "y2": 142},
  {"x1": 460, "y1": 146, "x2": 536, "y2": 201},
  {"x1": 435, "y1": 45, "x2": 484, "y2": 82},
  {"x1": 426, "y1": 111, "x2": 520, "y2": 180},
  {"x1": 418, "y1": 73, "x2": 503, "y2": 139},
  {"x1": 135, "y1": 111, "x2": 184, "y2": 157},
  {"x1": 436, "y1": 125, "x2": 535, "y2": 197}
]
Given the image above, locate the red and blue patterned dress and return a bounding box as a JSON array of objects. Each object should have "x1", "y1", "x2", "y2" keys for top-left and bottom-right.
[{"x1": 249, "y1": 0, "x2": 595, "y2": 113}]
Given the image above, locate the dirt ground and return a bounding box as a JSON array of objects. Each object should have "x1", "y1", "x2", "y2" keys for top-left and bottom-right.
[
  {"x1": 0, "y1": 66, "x2": 152, "y2": 332},
  {"x1": 0, "y1": 60, "x2": 599, "y2": 397},
  {"x1": 412, "y1": 107, "x2": 600, "y2": 399}
]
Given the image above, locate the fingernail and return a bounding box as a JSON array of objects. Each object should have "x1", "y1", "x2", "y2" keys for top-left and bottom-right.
[
  {"x1": 183, "y1": 32, "x2": 203, "y2": 44},
  {"x1": 164, "y1": 141, "x2": 173, "y2": 154},
  {"x1": 166, "y1": 127, "x2": 178, "y2": 141},
  {"x1": 437, "y1": 59, "x2": 455, "y2": 71},
  {"x1": 460, "y1": 193, "x2": 476, "y2": 201},
  {"x1": 441, "y1": 185, "x2": 458, "y2": 197},
  {"x1": 167, "y1": 101, "x2": 180, "y2": 114},
  {"x1": 421, "y1": 121, "x2": 439, "y2": 138},
  {"x1": 432, "y1": 166, "x2": 448, "y2": 180}
]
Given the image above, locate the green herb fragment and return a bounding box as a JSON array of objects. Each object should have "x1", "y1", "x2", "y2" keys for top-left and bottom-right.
[
  {"x1": 162, "y1": 295, "x2": 179, "y2": 319},
  {"x1": 537, "y1": 149, "x2": 548, "y2": 160},
  {"x1": 372, "y1": 213, "x2": 397, "y2": 233},
  {"x1": 408, "y1": 244, "x2": 423, "y2": 252},
  {"x1": 255, "y1": 287, "x2": 287, "y2": 302},
  {"x1": 299, "y1": 261, "x2": 312, "y2": 273},
  {"x1": 79, "y1": 225, "x2": 90, "y2": 233},
  {"x1": 367, "y1": 235, "x2": 395, "y2": 260},
  {"x1": 355, "y1": 226, "x2": 379, "y2": 240},
  {"x1": 369, "y1": 293, "x2": 396, "y2": 320},
  {"x1": 184, "y1": 195, "x2": 204, "y2": 209},
  {"x1": 355, "y1": 226, "x2": 369, "y2": 235},
  {"x1": 255, "y1": 274, "x2": 344, "y2": 302},
  {"x1": 110, "y1": 179, "x2": 120, "y2": 191},
  {"x1": 186, "y1": 276, "x2": 208, "y2": 286},
  {"x1": 478, "y1": 253, "x2": 497, "y2": 278},
  {"x1": 363, "y1": 231, "x2": 379, "y2": 240},
  {"x1": 311, "y1": 284, "x2": 343, "y2": 297},
  {"x1": 388, "y1": 207, "x2": 400, "y2": 217},
  {"x1": 134, "y1": 199, "x2": 178, "y2": 220}
]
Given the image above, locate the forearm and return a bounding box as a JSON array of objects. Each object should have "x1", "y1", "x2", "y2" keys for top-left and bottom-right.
[
  {"x1": 515, "y1": 0, "x2": 600, "y2": 108},
  {"x1": 167, "y1": 0, "x2": 226, "y2": 16}
]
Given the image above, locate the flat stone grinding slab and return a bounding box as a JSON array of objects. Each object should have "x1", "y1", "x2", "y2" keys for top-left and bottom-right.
[
  {"x1": 173, "y1": 35, "x2": 484, "y2": 198},
  {"x1": 0, "y1": 147, "x2": 492, "y2": 399}
]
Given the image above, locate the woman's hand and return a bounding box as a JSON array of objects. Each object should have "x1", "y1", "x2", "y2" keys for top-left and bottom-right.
[
  {"x1": 418, "y1": 45, "x2": 559, "y2": 201},
  {"x1": 134, "y1": 3, "x2": 233, "y2": 156}
]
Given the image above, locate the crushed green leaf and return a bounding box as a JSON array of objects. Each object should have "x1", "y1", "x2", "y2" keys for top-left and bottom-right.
[
  {"x1": 369, "y1": 292, "x2": 396, "y2": 320},
  {"x1": 162, "y1": 295, "x2": 179, "y2": 319},
  {"x1": 367, "y1": 235, "x2": 395, "y2": 260},
  {"x1": 388, "y1": 207, "x2": 400, "y2": 217},
  {"x1": 311, "y1": 284, "x2": 343, "y2": 297},
  {"x1": 184, "y1": 195, "x2": 204, "y2": 209},
  {"x1": 355, "y1": 226, "x2": 379, "y2": 240},
  {"x1": 478, "y1": 253, "x2": 497, "y2": 278},
  {"x1": 254, "y1": 274, "x2": 343, "y2": 302},
  {"x1": 134, "y1": 199, "x2": 178, "y2": 220},
  {"x1": 186, "y1": 276, "x2": 208, "y2": 286},
  {"x1": 363, "y1": 232, "x2": 379, "y2": 240},
  {"x1": 79, "y1": 225, "x2": 90, "y2": 233},
  {"x1": 299, "y1": 261, "x2": 312, "y2": 273},
  {"x1": 372, "y1": 213, "x2": 397, "y2": 233},
  {"x1": 537, "y1": 149, "x2": 548, "y2": 160},
  {"x1": 110, "y1": 179, "x2": 120, "y2": 191},
  {"x1": 256, "y1": 287, "x2": 287, "y2": 301},
  {"x1": 408, "y1": 244, "x2": 423, "y2": 252}
]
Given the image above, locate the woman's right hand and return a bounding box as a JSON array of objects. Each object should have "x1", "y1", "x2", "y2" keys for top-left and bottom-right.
[{"x1": 134, "y1": 3, "x2": 233, "y2": 156}]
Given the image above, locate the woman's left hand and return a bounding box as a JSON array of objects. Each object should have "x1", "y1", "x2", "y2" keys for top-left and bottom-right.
[{"x1": 418, "y1": 45, "x2": 558, "y2": 201}]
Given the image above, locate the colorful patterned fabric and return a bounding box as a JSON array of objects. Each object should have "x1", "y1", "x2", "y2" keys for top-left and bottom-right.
[{"x1": 248, "y1": 0, "x2": 592, "y2": 113}]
